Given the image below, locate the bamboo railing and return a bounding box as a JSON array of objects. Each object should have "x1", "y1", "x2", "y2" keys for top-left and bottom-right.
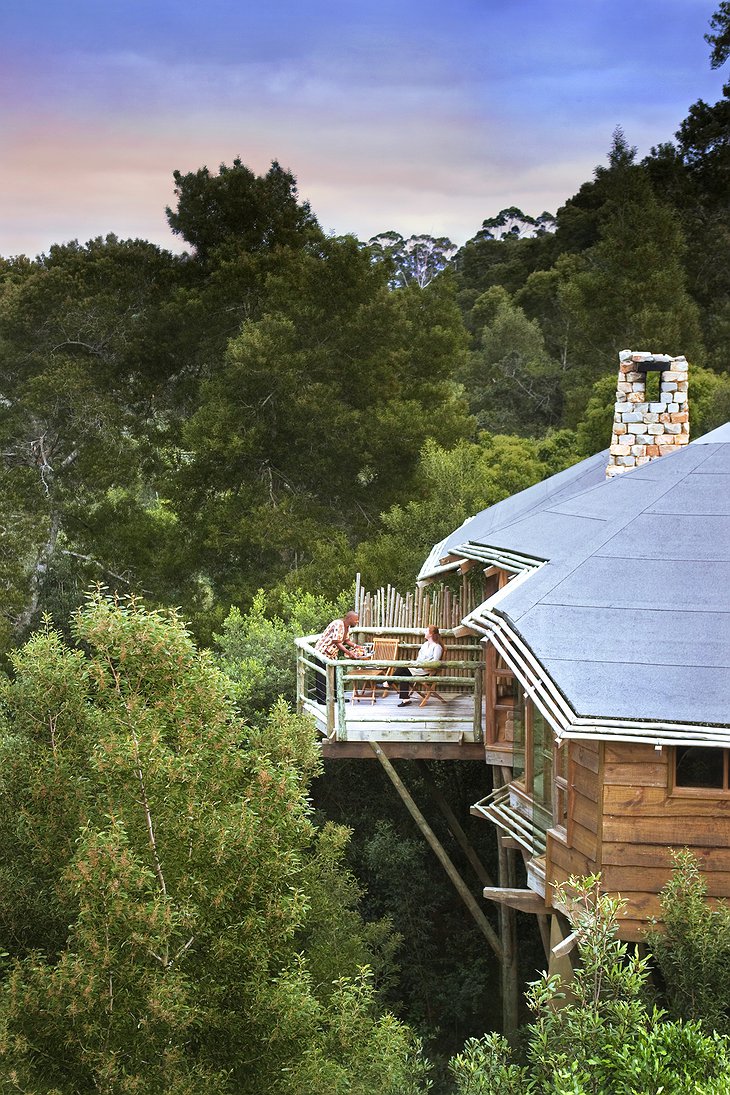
[
  {"x1": 295, "y1": 628, "x2": 485, "y2": 744},
  {"x1": 354, "y1": 573, "x2": 481, "y2": 631}
]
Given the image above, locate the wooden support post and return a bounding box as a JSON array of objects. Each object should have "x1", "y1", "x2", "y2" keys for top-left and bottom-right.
[
  {"x1": 490, "y1": 762, "x2": 519, "y2": 1040},
  {"x1": 473, "y1": 660, "x2": 484, "y2": 743},
  {"x1": 326, "y1": 663, "x2": 336, "y2": 737},
  {"x1": 336, "y1": 664, "x2": 347, "y2": 741},
  {"x1": 417, "y1": 761, "x2": 495, "y2": 888},
  {"x1": 497, "y1": 828, "x2": 519, "y2": 1039},
  {"x1": 485, "y1": 643, "x2": 496, "y2": 745},
  {"x1": 369, "y1": 741, "x2": 502, "y2": 961},
  {"x1": 537, "y1": 914, "x2": 551, "y2": 961}
]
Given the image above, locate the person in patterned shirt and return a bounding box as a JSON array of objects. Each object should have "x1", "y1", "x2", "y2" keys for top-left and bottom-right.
[{"x1": 314, "y1": 611, "x2": 360, "y2": 702}]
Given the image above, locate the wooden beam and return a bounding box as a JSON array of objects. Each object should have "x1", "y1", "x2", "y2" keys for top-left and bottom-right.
[
  {"x1": 552, "y1": 929, "x2": 579, "y2": 960},
  {"x1": 417, "y1": 761, "x2": 495, "y2": 888},
  {"x1": 496, "y1": 825, "x2": 519, "y2": 1039},
  {"x1": 321, "y1": 741, "x2": 486, "y2": 761},
  {"x1": 483, "y1": 887, "x2": 547, "y2": 914},
  {"x1": 369, "y1": 741, "x2": 502, "y2": 960}
]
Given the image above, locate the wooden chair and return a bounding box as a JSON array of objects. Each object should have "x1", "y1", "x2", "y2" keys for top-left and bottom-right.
[
  {"x1": 350, "y1": 638, "x2": 400, "y2": 704},
  {"x1": 410, "y1": 665, "x2": 447, "y2": 707}
]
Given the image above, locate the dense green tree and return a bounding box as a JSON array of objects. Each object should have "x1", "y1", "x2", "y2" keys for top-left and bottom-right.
[
  {"x1": 0, "y1": 593, "x2": 429, "y2": 1093},
  {"x1": 530, "y1": 133, "x2": 704, "y2": 422},
  {"x1": 171, "y1": 236, "x2": 471, "y2": 635},
  {"x1": 449, "y1": 876, "x2": 730, "y2": 1094},
  {"x1": 459, "y1": 287, "x2": 564, "y2": 434},
  {"x1": 640, "y1": 6, "x2": 730, "y2": 369},
  {"x1": 166, "y1": 158, "x2": 321, "y2": 261},
  {"x1": 454, "y1": 232, "x2": 554, "y2": 307},
  {"x1": 0, "y1": 237, "x2": 196, "y2": 649},
  {"x1": 707, "y1": 2, "x2": 730, "y2": 69},
  {"x1": 354, "y1": 432, "x2": 579, "y2": 591}
]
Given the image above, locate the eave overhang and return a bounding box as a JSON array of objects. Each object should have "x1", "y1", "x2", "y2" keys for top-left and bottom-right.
[
  {"x1": 419, "y1": 540, "x2": 545, "y2": 585},
  {"x1": 469, "y1": 604, "x2": 730, "y2": 750}
]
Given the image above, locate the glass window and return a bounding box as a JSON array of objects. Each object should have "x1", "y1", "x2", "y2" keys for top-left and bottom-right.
[
  {"x1": 675, "y1": 747, "x2": 727, "y2": 790},
  {"x1": 532, "y1": 706, "x2": 552, "y2": 811},
  {"x1": 512, "y1": 686, "x2": 525, "y2": 780}
]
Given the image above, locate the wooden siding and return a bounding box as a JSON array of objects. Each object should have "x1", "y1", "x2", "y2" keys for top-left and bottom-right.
[
  {"x1": 546, "y1": 741, "x2": 600, "y2": 900},
  {"x1": 599, "y1": 742, "x2": 730, "y2": 940}
]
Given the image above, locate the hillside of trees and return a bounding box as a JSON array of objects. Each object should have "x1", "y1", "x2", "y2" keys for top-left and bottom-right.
[{"x1": 0, "y1": 5, "x2": 729, "y2": 1090}]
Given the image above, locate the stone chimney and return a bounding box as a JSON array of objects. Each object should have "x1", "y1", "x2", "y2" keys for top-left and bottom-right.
[{"x1": 606, "y1": 350, "x2": 689, "y2": 479}]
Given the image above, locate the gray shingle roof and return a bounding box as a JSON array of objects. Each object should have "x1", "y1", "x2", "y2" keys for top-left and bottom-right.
[
  {"x1": 426, "y1": 428, "x2": 730, "y2": 732},
  {"x1": 418, "y1": 449, "x2": 609, "y2": 579}
]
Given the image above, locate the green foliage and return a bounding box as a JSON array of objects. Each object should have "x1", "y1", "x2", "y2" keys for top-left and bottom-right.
[
  {"x1": 647, "y1": 849, "x2": 730, "y2": 1033},
  {"x1": 214, "y1": 587, "x2": 352, "y2": 716},
  {"x1": 171, "y1": 237, "x2": 471, "y2": 628},
  {"x1": 0, "y1": 236, "x2": 195, "y2": 648},
  {"x1": 166, "y1": 158, "x2": 320, "y2": 260},
  {"x1": 449, "y1": 876, "x2": 730, "y2": 1095},
  {"x1": 459, "y1": 286, "x2": 564, "y2": 434},
  {"x1": 355, "y1": 432, "x2": 579, "y2": 590},
  {"x1": 706, "y1": 2, "x2": 730, "y2": 69},
  {"x1": 0, "y1": 593, "x2": 428, "y2": 1093},
  {"x1": 280, "y1": 971, "x2": 433, "y2": 1095},
  {"x1": 555, "y1": 136, "x2": 703, "y2": 420},
  {"x1": 449, "y1": 1033, "x2": 526, "y2": 1094}
]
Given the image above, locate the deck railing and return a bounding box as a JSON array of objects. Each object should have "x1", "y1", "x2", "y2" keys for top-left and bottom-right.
[{"x1": 295, "y1": 627, "x2": 484, "y2": 743}]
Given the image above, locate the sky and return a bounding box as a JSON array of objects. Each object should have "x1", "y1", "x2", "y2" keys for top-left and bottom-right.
[{"x1": 0, "y1": 0, "x2": 726, "y2": 257}]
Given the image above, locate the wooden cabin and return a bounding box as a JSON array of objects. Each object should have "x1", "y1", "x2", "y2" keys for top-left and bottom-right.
[
  {"x1": 418, "y1": 355, "x2": 730, "y2": 940},
  {"x1": 297, "y1": 352, "x2": 729, "y2": 1023}
]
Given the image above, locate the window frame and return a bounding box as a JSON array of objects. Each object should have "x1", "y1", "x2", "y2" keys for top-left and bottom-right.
[{"x1": 671, "y1": 745, "x2": 730, "y2": 797}]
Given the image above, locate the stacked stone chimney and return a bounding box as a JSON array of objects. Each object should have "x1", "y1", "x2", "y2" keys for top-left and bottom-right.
[{"x1": 606, "y1": 350, "x2": 689, "y2": 479}]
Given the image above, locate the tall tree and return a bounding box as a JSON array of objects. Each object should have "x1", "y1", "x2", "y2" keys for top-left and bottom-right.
[
  {"x1": 521, "y1": 131, "x2": 704, "y2": 422},
  {"x1": 707, "y1": 1, "x2": 730, "y2": 68},
  {"x1": 171, "y1": 236, "x2": 471, "y2": 632},
  {"x1": 643, "y1": 5, "x2": 730, "y2": 369},
  {"x1": 368, "y1": 232, "x2": 457, "y2": 289},
  {"x1": 459, "y1": 286, "x2": 564, "y2": 434},
  {"x1": 0, "y1": 594, "x2": 430, "y2": 1093},
  {"x1": 166, "y1": 158, "x2": 321, "y2": 261},
  {"x1": 0, "y1": 237, "x2": 194, "y2": 648}
]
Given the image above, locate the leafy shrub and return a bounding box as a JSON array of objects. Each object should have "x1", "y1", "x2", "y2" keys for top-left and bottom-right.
[
  {"x1": 449, "y1": 875, "x2": 730, "y2": 1095},
  {"x1": 647, "y1": 848, "x2": 730, "y2": 1033}
]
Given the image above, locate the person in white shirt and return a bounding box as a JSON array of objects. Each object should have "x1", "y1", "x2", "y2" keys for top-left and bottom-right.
[{"x1": 398, "y1": 625, "x2": 444, "y2": 705}]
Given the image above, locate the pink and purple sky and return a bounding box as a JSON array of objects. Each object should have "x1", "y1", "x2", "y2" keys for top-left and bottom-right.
[{"x1": 1, "y1": 0, "x2": 725, "y2": 257}]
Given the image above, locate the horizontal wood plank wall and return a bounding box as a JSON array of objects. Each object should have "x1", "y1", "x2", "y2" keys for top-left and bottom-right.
[
  {"x1": 601, "y1": 742, "x2": 730, "y2": 940},
  {"x1": 547, "y1": 741, "x2": 601, "y2": 904}
]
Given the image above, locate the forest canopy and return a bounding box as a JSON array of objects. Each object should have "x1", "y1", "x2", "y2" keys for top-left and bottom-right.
[{"x1": 0, "y1": 7, "x2": 729, "y2": 1089}]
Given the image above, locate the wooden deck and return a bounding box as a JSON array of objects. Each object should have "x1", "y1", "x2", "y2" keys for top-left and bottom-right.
[
  {"x1": 302, "y1": 687, "x2": 486, "y2": 759},
  {"x1": 303, "y1": 689, "x2": 482, "y2": 745},
  {"x1": 296, "y1": 628, "x2": 485, "y2": 758}
]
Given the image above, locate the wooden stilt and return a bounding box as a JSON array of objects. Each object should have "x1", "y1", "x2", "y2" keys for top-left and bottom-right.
[
  {"x1": 416, "y1": 761, "x2": 495, "y2": 888},
  {"x1": 497, "y1": 828, "x2": 519, "y2": 1038},
  {"x1": 491, "y1": 763, "x2": 519, "y2": 1039},
  {"x1": 369, "y1": 741, "x2": 502, "y2": 960}
]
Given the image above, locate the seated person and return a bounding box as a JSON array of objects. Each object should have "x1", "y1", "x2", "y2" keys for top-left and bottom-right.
[{"x1": 398, "y1": 625, "x2": 444, "y2": 705}]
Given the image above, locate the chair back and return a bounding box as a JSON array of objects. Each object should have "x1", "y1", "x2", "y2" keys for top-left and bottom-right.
[{"x1": 372, "y1": 637, "x2": 400, "y2": 663}]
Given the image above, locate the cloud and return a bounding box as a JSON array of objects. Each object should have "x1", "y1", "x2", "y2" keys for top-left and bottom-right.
[{"x1": 0, "y1": 0, "x2": 726, "y2": 255}]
